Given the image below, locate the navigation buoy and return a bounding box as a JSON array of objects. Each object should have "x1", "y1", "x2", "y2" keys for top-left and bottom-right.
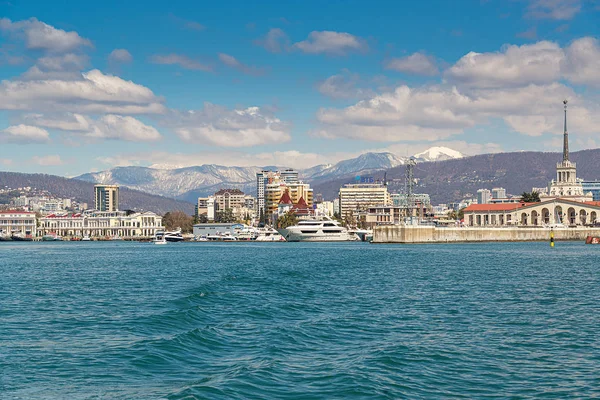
[{"x1": 550, "y1": 228, "x2": 555, "y2": 247}]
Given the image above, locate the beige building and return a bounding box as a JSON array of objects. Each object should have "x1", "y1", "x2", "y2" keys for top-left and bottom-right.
[
  {"x1": 463, "y1": 199, "x2": 600, "y2": 227},
  {"x1": 39, "y1": 210, "x2": 163, "y2": 238},
  {"x1": 339, "y1": 183, "x2": 391, "y2": 218},
  {"x1": 266, "y1": 181, "x2": 313, "y2": 216},
  {"x1": 94, "y1": 184, "x2": 119, "y2": 212},
  {"x1": 0, "y1": 211, "x2": 37, "y2": 238},
  {"x1": 464, "y1": 100, "x2": 598, "y2": 227},
  {"x1": 215, "y1": 189, "x2": 246, "y2": 210}
]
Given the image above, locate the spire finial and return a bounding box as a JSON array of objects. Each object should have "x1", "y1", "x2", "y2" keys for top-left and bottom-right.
[{"x1": 563, "y1": 99, "x2": 569, "y2": 162}]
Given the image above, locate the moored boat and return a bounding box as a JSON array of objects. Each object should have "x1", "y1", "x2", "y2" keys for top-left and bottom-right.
[
  {"x1": 277, "y1": 218, "x2": 359, "y2": 242},
  {"x1": 585, "y1": 236, "x2": 600, "y2": 244},
  {"x1": 42, "y1": 233, "x2": 62, "y2": 241}
]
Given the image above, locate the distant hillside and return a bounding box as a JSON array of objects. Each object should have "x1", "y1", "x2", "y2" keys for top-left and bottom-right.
[
  {"x1": 0, "y1": 171, "x2": 195, "y2": 215},
  {"x1": 312, "y1": 149, "x2": 600, "y2": 204}
]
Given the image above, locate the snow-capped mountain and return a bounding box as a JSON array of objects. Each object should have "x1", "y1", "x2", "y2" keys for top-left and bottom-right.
[
  {"x1": 76, "y1": 165, "x2": 263, "y2": 202},
  {"x1": 413, "y1": 146, "x2": 464, "y2": 162},
  {"x1": 303, "y1": 152, "x2": 405, "y2": 180},
  {"x1": 75, "y1": 147, "x2": 462, "y2": 202}
]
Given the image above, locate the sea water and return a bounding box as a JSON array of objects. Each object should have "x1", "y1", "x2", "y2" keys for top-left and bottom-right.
[{"x1": 1, "y1": 241, "x2": 599, "y2": 399}]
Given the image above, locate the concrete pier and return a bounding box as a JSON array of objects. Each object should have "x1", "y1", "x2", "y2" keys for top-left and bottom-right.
[{"x1": 373, "y1": 225, "x2": 600, "y2": 243}]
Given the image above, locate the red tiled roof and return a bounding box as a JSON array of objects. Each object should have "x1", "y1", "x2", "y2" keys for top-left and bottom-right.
[
  {"x1": 584, "y1": 201, "x2": 600, "y2": 207},
  {"x1": 296, "y1": 196, "x2": 309, "y2": 208},
  {"x1": 463, "y1": 203, "x2": 527, "y2": 212},
  {"x1": 279, "y1": 191, "x2": 293, "y2": 205}
]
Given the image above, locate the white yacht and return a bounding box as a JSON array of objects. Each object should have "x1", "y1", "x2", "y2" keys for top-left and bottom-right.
[
  {"x1": 156, "y1": 229, "x2": 184, "y2": 242},
  {"x1": 277, "y1": 219, "x2": 359, "y2": 242}
]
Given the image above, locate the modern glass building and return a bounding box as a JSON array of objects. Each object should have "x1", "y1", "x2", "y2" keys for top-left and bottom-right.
[{"x1": 582, "y1": 181, "x2": 600, "y2": 201}]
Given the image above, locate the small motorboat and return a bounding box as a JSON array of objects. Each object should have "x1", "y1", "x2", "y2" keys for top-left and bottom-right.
[{"x1": 82, "y1": 235, "x2": 91, "y2": 241}]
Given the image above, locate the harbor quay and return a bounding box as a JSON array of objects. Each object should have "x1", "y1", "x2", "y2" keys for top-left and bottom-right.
[{"x1": 373, "y1": 225, "x2": 600, "y2": 244}]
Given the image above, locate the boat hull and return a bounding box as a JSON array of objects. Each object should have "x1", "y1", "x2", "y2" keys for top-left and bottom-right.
[
  {"x1": 585, "y1": 236, "x2": 600, "y2": 244},
  {"x1": 277, "y1": 228, "x2": 359, "y2": 242}
]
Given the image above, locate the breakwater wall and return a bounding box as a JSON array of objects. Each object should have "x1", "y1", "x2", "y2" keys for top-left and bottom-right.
[{"x1": 373, "y1": 225, "x2": 600, "y2": 243}]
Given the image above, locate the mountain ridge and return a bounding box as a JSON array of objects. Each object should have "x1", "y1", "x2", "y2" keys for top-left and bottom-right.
[
  {"x1": 0, "y1": 171, "x2": 195, "y2": 215},
  {"x1": 75, "y1": 147, "x2": 462, "y2": 202}
]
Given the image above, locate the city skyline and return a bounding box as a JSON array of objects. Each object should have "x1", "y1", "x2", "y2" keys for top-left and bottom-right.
[{"x1": 0, "y1": 0, "x2": 599, "y2": 176}]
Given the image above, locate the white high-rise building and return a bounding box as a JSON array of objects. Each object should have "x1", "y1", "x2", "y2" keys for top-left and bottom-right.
[
  {"x1": 491, "y1": 187, "x2": 506, "y2": 199},
  {"x1": 477, "y1": 189, "x2": 491, "y2": 205}
]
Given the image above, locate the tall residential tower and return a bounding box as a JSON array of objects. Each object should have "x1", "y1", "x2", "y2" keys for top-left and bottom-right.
[{"x1": 94, "y1": 184, "x2": 119, "y2": 212}]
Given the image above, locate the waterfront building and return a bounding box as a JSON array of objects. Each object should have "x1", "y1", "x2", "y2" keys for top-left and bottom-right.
[
  {"x1": 541, "y1": 101, "x2": 592, "y2": 203},
  {"x1": 339, "y1": 183, "x2": 391, "y2": 218},
  {"x1": 193, "y1": 223, "x2": 244, "y2": 238},
  {"x1": 0, "y1": 210, "x2": 37, "y2": 238},
  {"x1": 477, "y1": 189, "x2": 492, "y2": 205},
  {"x1": 464, "y1": 100, "x2": 598, "y2": 227},
  {"x1": 491, "y1": 187, "x2": 506, "y2": 199},
  {"x1": 463, "y1": 199, "x2": 600, "y2": 226},
  {"x1": 94, "y1": 184, "x2": 119, "y2": 212},
  {"x1": 582, "y1": 181, "x2": 600, "y2": 201},
  {"x1": 38, "y1": 210, "x2": 163, "y2": 238}
]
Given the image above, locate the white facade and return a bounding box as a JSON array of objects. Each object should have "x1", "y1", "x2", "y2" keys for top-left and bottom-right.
[
  {"x1": 39, "y1": 211, "x2": 163, "y2": 238},
  {"x1": 0, "y1": 211, "x2": 37, "y2": 238},
  {"x1": 477, "y1": 189, "x2": 491, "y2": 204},
  {"x1": 491, "y1": 187, "x2": 506, "y2": 199},
  {"x1": 339, "y1": 183, "x2": 391, "y2": 217}
]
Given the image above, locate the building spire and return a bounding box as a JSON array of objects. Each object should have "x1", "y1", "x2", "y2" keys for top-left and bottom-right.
[{"x1": 563, "y1": 99, "x2": 569, "y2": 162}]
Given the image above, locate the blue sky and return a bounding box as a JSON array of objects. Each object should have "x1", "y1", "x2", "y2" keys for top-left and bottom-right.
[{"x1": 0, "y1": 0, "x2": 599, "y2": 176}]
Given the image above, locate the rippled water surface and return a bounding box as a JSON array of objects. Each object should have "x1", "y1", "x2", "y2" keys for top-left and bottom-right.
[{"x1": 1, "y1": 241, "x2": 599, "y2": 399}]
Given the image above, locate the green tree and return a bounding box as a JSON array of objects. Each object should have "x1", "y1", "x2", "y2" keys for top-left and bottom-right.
[
  {"x1": 520, "y1": 191, "x2": 541, "y2": 202},
  {"x1": 277, "y1": 211, "x2": 298, "y2": 229},
  {"x1": 215, "y1": 208, "x2": 236, "y2": 223}
]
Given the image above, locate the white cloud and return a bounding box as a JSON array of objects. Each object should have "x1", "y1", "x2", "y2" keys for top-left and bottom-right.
[
  {"x1": 166, "y1": 103, "x2": 291, "y2": 147},
  {"x1": 0, "y1": 69, "x2": 165, "y2": 114},
  {"x1": 108, "y1": 49, "x2": 133, "y2": 64},
  {"x1": 31, "y1": 155, "x2": 63, "y2": 166},
  {"x1": 0, "y1": 17, "x2": 92, "y2": 53},
  {"x1": 20, "y1": 53, "x2": 89, "y2": 80},
  {"x1": 150, "y1": 54, "x2": 212, "y2": 71},
  {"x1": 293, "y1": 31, "x2": 367, "y2": 55},
  {"x1": 253, "y1": 28, "x2": 290, "y2": 53},
  {"x1": 218, "y1": 53, "x2": 263, "y2": 75},
  {"x1": 445, "y1": 41, "x2": 564, "y2": 88},
  {"x1": 562, "y1": 37, "x2": 600, "y2": 87},
  {"x1": 525, "y1": 0, "x2": 582, "y2": 20},
  {"x1": 0, "y1": 158, "x2": 12, "y2": 166},
  {"x1": 97, "y1": 149, "x2": 357, "y2": 170},
  {"x1": 90, "y1": 115, "x2": 161, "y2": 141},
  {"x1": 313, "y1": 82, "x2": 600, "y2": 142},
  {"x1": 0, "y1": 124, "x2": 50, "y2": 143},
  {"x1": 385, "y1": 52, "x2": 439, "y2": 76},
  {"x1": 22, "y1": 113, "x2": 161, "y2": 142},
  {"x1": 314, "y1": 85, "x2": 474, "y2": 142},
  {"x1": 317, "y1": 70, "x2": 374, "y2": 99}
]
